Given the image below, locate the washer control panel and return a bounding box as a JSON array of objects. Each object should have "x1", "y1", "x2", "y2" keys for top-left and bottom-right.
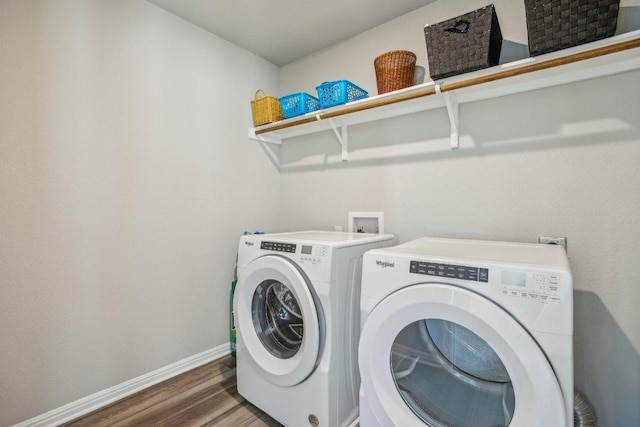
[
  {"x1": 499, "y1": 270, "x2": 562, "y2": 303},
  {"x1": 260, "y1": 241, "x2": 296, "y2": 253},
  {"x1": 298, "y1": 244, "x2": 328, "y2": 264},
  {"x1": 260, "y1": 241, "x2": 328, "y2": 265},
  {"x1": 410, "y1": 261, "x2": 489, "y2": 283}
]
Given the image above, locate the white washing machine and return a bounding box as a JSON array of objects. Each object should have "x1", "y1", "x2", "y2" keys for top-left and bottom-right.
[
  {"x1": 358, "y1": 237, "x2": 573, "y2": 427},
  {"x1": 234, "y1": 231, "x2": 396, "y2": 427}
]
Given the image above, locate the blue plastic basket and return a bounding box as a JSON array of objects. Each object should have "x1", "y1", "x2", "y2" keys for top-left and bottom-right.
[
  {"x1": 279, "y1": 92, "x2": 321, "y2": 119},
  {"x1": 315, "y1": 80, "x2": 368, "y2": 108}
]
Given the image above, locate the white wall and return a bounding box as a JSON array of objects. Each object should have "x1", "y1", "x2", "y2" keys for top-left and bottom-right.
[
  {"x1": 280, "y1": 0, "x2": 640, "y2": 425},
  {"x1": 0, "y1": 1, "x2": 281, "y2": 425}
]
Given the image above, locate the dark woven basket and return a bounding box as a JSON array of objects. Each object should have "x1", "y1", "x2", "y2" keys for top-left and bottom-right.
[
  {"x1": 524, "y1": 0, "x2": 620, "y2": 56},
  {"x1": 374, "y1": 50, "x2": 417, "y2": 94},
  {"x1": 424, "y1": 4, "x2": 503, "y2": 80}
]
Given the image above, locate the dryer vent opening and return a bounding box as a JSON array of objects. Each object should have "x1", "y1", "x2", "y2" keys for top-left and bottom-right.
[{"x1": 574, "y1": 389, "x2": 597, "y2": 427}]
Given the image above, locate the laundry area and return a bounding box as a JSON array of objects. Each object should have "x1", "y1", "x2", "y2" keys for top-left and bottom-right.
[{"x1": 1, "y1": 0, "x2": 639, "y2": 426}]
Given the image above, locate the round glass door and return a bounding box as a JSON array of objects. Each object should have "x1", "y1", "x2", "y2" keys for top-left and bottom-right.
[
  {"x1": 252, "y1": 279, "x2": 304, "y2": 359},
  {"x1": 235, "y1": 255, "x2": 323, "y2": 387},
  {"x1": 358, "y1": 283, "x2": 567, "y2": 427},
  {"x1": 391, "y1": 319, "x2": 515, "y2": 427}
]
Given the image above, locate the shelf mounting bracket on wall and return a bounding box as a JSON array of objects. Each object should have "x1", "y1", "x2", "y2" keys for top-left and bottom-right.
[
  {"x1": 248, "y1": 127, "x2": 282, "y2": 145},
  {"x1": 320, "y1": 115, "x2": 349, "y2": 161},
  {"x1": 436, "y1": 84, "x2": 459, "y2": 150}
]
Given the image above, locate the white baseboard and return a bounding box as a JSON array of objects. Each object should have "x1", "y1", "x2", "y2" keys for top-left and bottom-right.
[{"x1": 13, "y1": 343, "x2": 230, "y2": 427}]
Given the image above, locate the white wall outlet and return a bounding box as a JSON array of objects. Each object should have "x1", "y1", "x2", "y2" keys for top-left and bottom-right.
[
  {"x1": 348, "y1": 212, "x2": 384, "y2": 234},
  {"x1": 334, "y1": 225, "x2": 343, "y2": 232},
  {"x1": 538, "y1": 236, "x2": 567, "y2": 252}
]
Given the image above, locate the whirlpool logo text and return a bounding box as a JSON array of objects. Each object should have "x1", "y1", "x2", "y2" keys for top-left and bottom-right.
[{"x1": 375, "y1": 260, "x2": 395, "y2": 269}]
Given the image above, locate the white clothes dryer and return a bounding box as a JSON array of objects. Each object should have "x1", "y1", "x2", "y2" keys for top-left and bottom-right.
[
  {"x1": 235, "y1": 231, "x2": 396, "y2": 427},
  {"x1": 358, "y1": 237, "x2": 573, "y2": 427}
]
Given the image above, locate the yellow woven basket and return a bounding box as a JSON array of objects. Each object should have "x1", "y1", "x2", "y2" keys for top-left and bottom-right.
[{"x1": 251, "y1": 89, "x2": 283, "y2": 126}]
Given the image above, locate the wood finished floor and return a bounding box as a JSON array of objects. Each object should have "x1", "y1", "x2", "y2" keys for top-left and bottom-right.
[{"x1": 62, "y1": 354, "x2": 283, "y2": 427}]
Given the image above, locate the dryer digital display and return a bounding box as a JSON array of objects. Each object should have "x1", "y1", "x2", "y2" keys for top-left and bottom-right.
[
  {"x1": 410, "y1": 261, "x2": 489, "y2": 282},
  {"x1": 501, "y1": 270, "x2": 527, "y2": 286}
]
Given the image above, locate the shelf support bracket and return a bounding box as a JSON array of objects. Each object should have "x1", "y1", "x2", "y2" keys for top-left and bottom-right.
[
  {"x1": 321, "y1": 116, "x2": 349, "y2": 161},
  {"x1": 248, "y1": 127, "x2": 282, "y2": 145},
  {"x1": 436, "y1": 84, "x2": 459, "y2": 150}
]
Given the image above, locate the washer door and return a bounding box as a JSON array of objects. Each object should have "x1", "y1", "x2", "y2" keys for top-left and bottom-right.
[
  {"x1": 359, "y1": 283, "x2": 566, "y2": 427},
  {"x1": 236, "y1": 255, "x2": 323, "y2": 387}
]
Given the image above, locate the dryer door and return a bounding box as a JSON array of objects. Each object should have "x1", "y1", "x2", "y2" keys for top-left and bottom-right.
[
  {"x1": 359, "y1": 283, "x2": 566, "y2": 427},
  {"x1": 236, "y1": 255, "x2": 323, "y2": 387}
]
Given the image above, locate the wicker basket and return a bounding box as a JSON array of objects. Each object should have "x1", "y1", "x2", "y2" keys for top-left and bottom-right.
[
  {"x1": 251, "y1": 89, "x2": 283, "y2": 126},
  {"x1": 374, "y1": 50, "x2": 417, "y2": 94},
  {"x1": 524, "y1": 0, "x2": 620, "y2": 56},
  {"x1": 424, "y1": 4, "x2": 503, "y2": 80}
]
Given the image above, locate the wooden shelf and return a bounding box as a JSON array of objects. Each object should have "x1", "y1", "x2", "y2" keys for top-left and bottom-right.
[{"x1": 249, "y1": 30, "x2": 640, "y2": 160}]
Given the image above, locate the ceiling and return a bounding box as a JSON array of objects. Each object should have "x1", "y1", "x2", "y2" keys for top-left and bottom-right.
[{"x1": 146, "y1": 0, "x2": 437, "y2": 66}]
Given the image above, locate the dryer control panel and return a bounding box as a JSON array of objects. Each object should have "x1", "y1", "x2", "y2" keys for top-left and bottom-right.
[
  {"x1": 499, "y1": 270, "x2": 562, "y2": 303},
  {"x1": 410, "y1": 261, "x2": 489, "y2": 282},
  {"x1": 409, "y1": 260, "x2": 565, "y2": 305}
]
